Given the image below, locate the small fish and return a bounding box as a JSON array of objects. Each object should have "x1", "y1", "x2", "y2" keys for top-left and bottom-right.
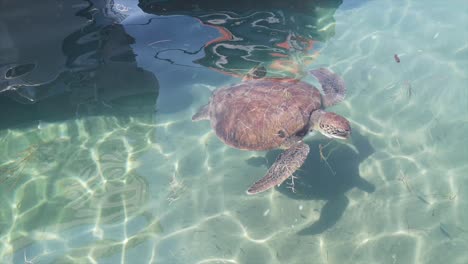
[
  {"x1": 394, "y1": 54, "x2": 400, "y2": 63},
  {"x1": 416, "y1": 194, "x2": 430, "y2": 204},
  {"x1": 440, "y1": 223, "x2": 452, "y2": 239},
  {"x1": 406, "y1": 81, "x2": 412, "y2": 98}
]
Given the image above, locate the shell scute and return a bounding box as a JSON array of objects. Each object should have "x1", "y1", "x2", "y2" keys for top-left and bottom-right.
[{"x1": 209, "y1": 80, "x2": 321, "y2": 150}]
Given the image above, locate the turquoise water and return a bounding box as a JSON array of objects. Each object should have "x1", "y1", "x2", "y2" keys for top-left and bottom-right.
[{"x1": 1, "y1": 0, "x2": 467, "y2": 263}]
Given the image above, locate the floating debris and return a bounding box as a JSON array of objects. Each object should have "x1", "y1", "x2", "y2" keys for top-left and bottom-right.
[{"x1": 319, "y1": 143, "x2": 336, "y2": 175}]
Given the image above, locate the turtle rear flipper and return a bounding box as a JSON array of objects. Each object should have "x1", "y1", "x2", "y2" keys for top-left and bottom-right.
[
  {"x1": 247, "y1": 141, "x2": 309, "y2": 195},
  {"x1": 192, "y1": 104, "x2": 210, "y2": 121},
  {"x1": 310, "y1": 68, "x2": 346, "y2": 107}
]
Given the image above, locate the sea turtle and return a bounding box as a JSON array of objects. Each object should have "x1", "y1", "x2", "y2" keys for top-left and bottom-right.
[{"x1": 192, "y1": 67, "x2": 351, "y2": 195}]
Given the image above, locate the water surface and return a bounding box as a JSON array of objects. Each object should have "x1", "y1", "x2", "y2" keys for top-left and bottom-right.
[{"x1": 0, "y1": 0, "x2": 467, "y2": 263}]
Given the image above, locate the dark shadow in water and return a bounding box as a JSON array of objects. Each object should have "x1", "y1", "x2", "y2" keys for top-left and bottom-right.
[
  {"x1": 0, "y1": 1, "x2": 159, "y2": 130},
  {"x1": 263, "y1": 130, "x2": 375, "y2": 235}
]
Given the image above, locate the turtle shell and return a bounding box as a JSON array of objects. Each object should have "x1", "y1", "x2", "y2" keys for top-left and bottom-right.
[{"x1": 209, "y1": 79, "x2": 322, "y2": 151}]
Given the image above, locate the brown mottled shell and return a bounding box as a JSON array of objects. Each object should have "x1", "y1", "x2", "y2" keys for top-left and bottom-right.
[{"x1": 209, "y1": 79, "x2": 322, "y2": 151}]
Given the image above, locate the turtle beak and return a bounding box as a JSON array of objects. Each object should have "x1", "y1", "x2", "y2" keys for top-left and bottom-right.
[
  {"x1": 332, "y1": 128, "x2": 351, "y2": 140},
  {"x1": 322, "y1": 127, "x2": 350, "y2": 140}
]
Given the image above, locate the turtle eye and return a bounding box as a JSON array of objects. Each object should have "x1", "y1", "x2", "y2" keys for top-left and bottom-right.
[{"x1": 277, "y1": 130, "x2": 286, "y2": 138}]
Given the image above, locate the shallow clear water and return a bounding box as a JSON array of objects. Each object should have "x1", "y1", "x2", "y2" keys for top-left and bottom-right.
[{"x1": 0, "y1": 0, "x2": 467, "y2": 263}]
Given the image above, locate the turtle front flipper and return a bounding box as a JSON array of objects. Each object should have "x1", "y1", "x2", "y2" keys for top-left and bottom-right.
[
  {"x1": 247, "y1": 141, "x2": 310, "y2": 195},
  {"x1": 310, "y1": 68, "x2": 346, "y2": 107},
  {"x1": 192, "y1": 104, "x2": 210, "y2": 121}
]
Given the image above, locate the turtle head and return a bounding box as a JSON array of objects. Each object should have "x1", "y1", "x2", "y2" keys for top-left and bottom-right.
[{"x1": 310, "y1": 110, "x2": 351, "y2": 140}]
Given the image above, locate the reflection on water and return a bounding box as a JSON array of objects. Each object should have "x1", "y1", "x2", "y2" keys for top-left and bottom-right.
[
  {"x1": 1, "y1": 0, "x2": 467, "y2": 263},
  {"x1": 0, "y1": 0, "x2": 158, "y2": 130},
  {"x1": 140, "y1": 0, "x2": 342, "y2": 78}
]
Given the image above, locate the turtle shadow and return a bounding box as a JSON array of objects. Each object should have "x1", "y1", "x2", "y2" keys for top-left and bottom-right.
[{"x1": 264, "y1": 130, "x2": 375, "y2": 235}]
